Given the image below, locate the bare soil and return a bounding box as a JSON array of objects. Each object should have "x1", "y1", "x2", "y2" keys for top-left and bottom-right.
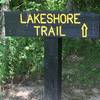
[{"x1": 0, "y1": 80, "x2": 100, "y2": 100}]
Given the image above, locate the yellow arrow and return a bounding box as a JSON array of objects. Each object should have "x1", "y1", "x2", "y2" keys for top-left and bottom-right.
[{"x1": 81, "y1": 23, "x2": 88, "y2": 38}]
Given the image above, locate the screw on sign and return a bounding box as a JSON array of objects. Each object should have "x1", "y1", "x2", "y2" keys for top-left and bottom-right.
[{"x1": 4, "y1": 11, "x2": 100, "y2": 100}]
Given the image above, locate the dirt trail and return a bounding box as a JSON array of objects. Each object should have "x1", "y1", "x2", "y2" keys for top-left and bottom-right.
[{"x1": 0, "y1": 81, "x2": 100, "y2": 100}]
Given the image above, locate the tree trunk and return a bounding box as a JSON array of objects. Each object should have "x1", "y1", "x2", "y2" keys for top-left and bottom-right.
[{"x1": 1, "y1": 0, "x2": 10, "y2": 44}]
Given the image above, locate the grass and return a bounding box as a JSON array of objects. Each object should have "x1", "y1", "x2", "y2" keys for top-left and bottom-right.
[{"x1": 62, "y1": 38, "x2": 100, "y2": 88}]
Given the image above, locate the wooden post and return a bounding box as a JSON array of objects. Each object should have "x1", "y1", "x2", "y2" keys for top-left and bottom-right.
[{"x1": 44, "y1": 37, "x2": 62, "y2": 100}]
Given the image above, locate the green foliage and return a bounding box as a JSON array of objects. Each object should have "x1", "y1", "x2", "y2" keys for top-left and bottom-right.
[
  {"x1": 44, "y1": 0, "x2": 66, "y2": 11},
  {"x1": 62, "y1": 38, "x2": 100, "y2": 87},
  {"x1": 4, "y1": 37, "x2": 44, "y2": 83},
  {"x1": 73, "y1": 0, "x2": 100, "y2": 12},
  {"x1": 10, "y1": 0, "x2": 42, "y2": 11},
  {"x1": 0, "y1": 40, "x2": 6, "y2": 84},
  {"x1": 0, "y1": 0, "x2": 7, "y2": 4}
]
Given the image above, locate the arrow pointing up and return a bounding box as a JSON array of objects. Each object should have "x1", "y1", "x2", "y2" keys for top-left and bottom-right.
[{"x1": 81, "y1": 23, "x2": 88, "y2": 38}]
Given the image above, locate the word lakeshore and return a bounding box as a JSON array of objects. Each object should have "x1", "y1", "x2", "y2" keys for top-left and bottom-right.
[
  {"x1": 4, "y1": 11, "x2": 99, "y2": 38},
  {"x1": 20, "y1": 13, "x2": 81, "y2": 24}
]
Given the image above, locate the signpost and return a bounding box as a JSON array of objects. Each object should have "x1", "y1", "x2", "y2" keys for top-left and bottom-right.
[
  {"x1": 4, "y1": 11, "x2": 99, "y2": 38},
  {"x1": 44, "y1": 38, "x2": 62, "y2": 100},
  {"x1": 4, "y1": 11, "x2": 100, "y2": 100}
]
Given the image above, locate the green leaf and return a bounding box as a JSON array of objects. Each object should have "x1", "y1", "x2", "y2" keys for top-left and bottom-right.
[{"x1": 0, "y1": 0, "x2": 7, "y2": 4}]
